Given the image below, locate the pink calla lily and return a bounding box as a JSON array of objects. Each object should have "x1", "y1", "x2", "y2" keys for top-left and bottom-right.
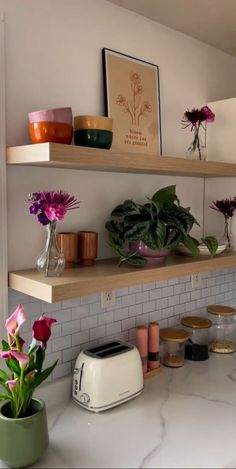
[
  {"x1": 6, "y1": 378, "x2": 19, "y2": 391},
  {"x1": 5, "y1": 304, "x2": 26, "y2": 337},
  {"x1": 0, "y1": 350, "x2": 29, "y2": 369}
]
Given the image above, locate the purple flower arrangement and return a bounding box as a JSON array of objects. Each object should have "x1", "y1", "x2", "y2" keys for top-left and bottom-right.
[
  {"x1": 210, "y1": 198, "x2": 236, "y2": 220},
  {"x1": 28, "y1": 190, "x2": 80, "y2": 225},
  {"x1": 182, "y1": 105, "x2": 215, "y2": 160},
  {"x1": 28, "y1": 191, "x2": 80, "y2": 276}
]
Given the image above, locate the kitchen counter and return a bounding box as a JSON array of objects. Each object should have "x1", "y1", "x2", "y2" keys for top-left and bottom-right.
[{"x1": 2, "y1": 354, "x2": 236, "y2": 468}]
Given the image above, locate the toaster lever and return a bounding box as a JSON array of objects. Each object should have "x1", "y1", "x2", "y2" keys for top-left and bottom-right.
[{"x1": 73, "y1": 363, "x2": 84, "y2": 391}]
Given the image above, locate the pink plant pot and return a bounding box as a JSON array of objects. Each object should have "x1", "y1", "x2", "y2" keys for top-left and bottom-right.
[
  {"x1": 28, "y1": 107, "x2": 73, "y2": 125},
  {"x1": 129, "y1": 241, "x2": 170, "y2": 265}
]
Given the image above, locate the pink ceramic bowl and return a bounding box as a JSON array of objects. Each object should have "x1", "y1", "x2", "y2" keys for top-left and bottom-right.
[
  {"x1": 28, "y1": 107, "x2": 73, "y2": 125},
  {"x1": 129, "y1": 241, "x2": 170, "y2": 265}
]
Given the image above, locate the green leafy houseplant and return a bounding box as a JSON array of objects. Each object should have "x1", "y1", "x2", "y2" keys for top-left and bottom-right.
[{"x1": 106, "y1": 185, "x2": 218, "y2": 266}]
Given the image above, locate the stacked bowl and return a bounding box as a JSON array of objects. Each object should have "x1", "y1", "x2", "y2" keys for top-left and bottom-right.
[
  {"x1": 74, "y1": 115, "x2": 113, "y2": 149},
  {"x1": 28, "y1": 107, "x2": 73, "y2": 144}
]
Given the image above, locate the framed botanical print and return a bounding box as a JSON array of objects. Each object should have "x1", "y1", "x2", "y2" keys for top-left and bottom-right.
[{"x1": 102, "y1": 48, "x2": 162, "y2": 155}]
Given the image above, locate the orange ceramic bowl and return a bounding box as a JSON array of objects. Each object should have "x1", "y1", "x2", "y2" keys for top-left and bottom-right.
[{"x1": 29, "y1": 121, "x2": 73, "y2": 144}]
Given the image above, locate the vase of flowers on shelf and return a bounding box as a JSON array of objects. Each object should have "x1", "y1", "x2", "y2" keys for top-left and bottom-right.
[
  {"x1": 181, "y1": 105, "x2": 215, "y2": 160},
  {"x1": 28, "y1": 190, "x2": 80, "y2": 277},
  {"x1": 210, "y1": 198, "x2": 236, "y2": 251},
  {"x1": 0, "y1": 304, "x2": 57, "y2": 468}
]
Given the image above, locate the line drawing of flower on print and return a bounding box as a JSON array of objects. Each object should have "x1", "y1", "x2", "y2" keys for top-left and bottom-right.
[{"x1": 116, "y1": 71, "x2": 152, "y2": 126}]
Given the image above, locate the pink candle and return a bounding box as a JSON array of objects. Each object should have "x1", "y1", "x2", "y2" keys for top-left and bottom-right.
[
  {"x1": 148, "y1": 322, "x2": 160, "y2": 370},
  {"x1": 136, "y1": 325, "x2": 148, "y2": 373}
]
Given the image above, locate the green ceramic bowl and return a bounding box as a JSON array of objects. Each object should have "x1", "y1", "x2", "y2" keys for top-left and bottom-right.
[{"x1": 74, "y1": 129, "x2": 113, "y2": 149}]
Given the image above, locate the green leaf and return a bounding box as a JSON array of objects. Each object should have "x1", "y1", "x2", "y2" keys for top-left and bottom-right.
[
  {"x1": 111, "y1": 200, "x2": 140, "y2": 218},
  {"x1": 0, "y1": 369, "x2": 10, "y2": 381},
  {"x1": 0, "y1": 393, "x2": 11, "y2": 401},
  {"x1": 124, "y1": 221, "x2": 150, "y2": 240},
  {"x1": 181, "y1": 236, "x2": 200, "y2": 256},
  {"x1": 201, "y1": 236, "x2": 218, "y2": 257},
  {"x1": 152, "y1": 185, "x2": 179, "y2": 208},
  {"x1": 6, "y1": 358, "x2": 21, "y2": 376},
  {"x1": 119, "y1": 254, "x2": 146, "y2": 267},
  {"x1": 35, "y1": 346, "x2": 45, "y2": 373},
  {"x1": 30, "y1": 361, "x2": 58, "y2": 389},
  {"x1": 2, "y1": 340, "x2": 10, "y2": 351},
  {"x1": 165, "y1": 230, "x2": 182, "y2": 249}
]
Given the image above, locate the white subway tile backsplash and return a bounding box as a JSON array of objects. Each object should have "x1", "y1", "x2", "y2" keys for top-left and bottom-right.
[
  {"x1": 143, "y1": 301, "x2": 156, "y2": 314},
  {"x1": 129, "y1": 303, "x2": 143, "y2": 317},
  {"x1": 8, "y1": 266, "x2": 236, "y2": 383},
  {"x1": 52, "y1": 335, "x2": 71, "y2": 352},
  {"x1": 72, "y1": 330, "x2": 89, "y2": 347},
  {"x1": 135, "y1": 291, "x2": 149, "y2": 304},
  {"x1": 121, "y1": 294, "x2": 136, "y2": 307},
  {"x1": 114, "y1": 307, "x2": 129, "y2": 321},
  {"x1": 129, "y1": 285, "x2": 142, "y2": 294},
  {"x1": 62, "y1": 319, "x2": 81, "y2": 336},
  {"x1": 81, "y1": 315, "x2": 98, "y2": 331},
  {"x1": 90, "y1": 325, "x2": 106, "y2": 340},
  {"x1": 71, "y1": 305, "x2": 90, "y2": 320}
]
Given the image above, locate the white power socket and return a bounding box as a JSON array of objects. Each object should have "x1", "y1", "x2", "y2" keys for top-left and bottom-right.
[
  {"x1": 191, "y1": 273, "x2": 202, "y2": 289},
  {"x1": 101, "y1": 290, "x2": 116, "y2": 308}
]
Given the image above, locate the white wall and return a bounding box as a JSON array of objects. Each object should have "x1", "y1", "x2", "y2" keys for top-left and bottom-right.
[{"x1": 2, "y1": 0, "x2": 236, "y2": 270}]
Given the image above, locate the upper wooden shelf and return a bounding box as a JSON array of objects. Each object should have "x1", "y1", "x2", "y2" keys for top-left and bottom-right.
[
  {"x1": 7, "y1": 143, "x2": 236, "y2": 177},
  {"x1": 9, "y1": 251, "x2": 236, "y2": 303}
]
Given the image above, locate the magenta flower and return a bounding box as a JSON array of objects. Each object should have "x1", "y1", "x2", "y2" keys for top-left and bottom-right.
[
  {"x1": 181, "y1": 105, "x2": 215, "y2": 160},
  {"x1": 0, "y1": 350, "x2": 29, "y2": 369},
  {"x1": 32, "y1": 315, "x2": 57, "y2": 348},
  {"x1": 210, "y1": 199, "x2": 236, "y2": 219},
  {"x1": 28, "y1": 190, "x2": 80, "y2": 226},
  {"x1": 5, "y1": 304, "x2": 26, "y2": 337},
  {"x1": 6, "y1": 378, "x2": 19, "y2": 391}
]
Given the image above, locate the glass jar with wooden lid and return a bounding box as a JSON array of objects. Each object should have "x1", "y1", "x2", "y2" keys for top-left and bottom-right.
[
  {"x1": 207, "y1": 304, "x2": 236, "y2": 354},
  {"x1": 160, "y1": 328, "x2": 191, "y2": 367},
  {"x1": 180, "y1": 316, "x2": 212, "y2": 361}
]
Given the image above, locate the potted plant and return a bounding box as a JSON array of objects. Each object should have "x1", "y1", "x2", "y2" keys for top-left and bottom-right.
[
  {"x1": 0, "y1": 304, "x2": 57, "y2": 468},
  {"x1": 105, "y1": 185, "x2": 218, "y2": 266}
]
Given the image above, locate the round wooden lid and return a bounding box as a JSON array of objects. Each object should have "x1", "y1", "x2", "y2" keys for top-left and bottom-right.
[
  {"x1": 180, "y1": 316, "x2": 212, "y2": 329},
  {"x1": 160, "y1": 327, "x2": 191, "y2": 343},
  {"x1": 207, "y1": 304, "x2": 236, "y2": 316}
]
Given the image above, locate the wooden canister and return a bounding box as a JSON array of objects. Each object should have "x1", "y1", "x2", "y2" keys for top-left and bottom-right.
[
  {"x1": 56, "y1": 232, "x2": 78, "y2": 268},
  {"x1": 78, "y1": 231, "x2": 98, "y2": 266}
]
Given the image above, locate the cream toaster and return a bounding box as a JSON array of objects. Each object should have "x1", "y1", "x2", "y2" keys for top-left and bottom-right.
[{"x1": 72, "y1": 340, "x2": 144, "y2": 412}]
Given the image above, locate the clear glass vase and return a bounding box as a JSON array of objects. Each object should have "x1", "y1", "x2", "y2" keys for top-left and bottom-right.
[
  {"x1": 187, "y1": 126, "x2": 206, "y2": 161},
  {"x1": 36, "y1": 221, "x2": 65, "y2": 277},
  {"x1": 219, "y1": 217, "x2": 234, "y2": 251}
]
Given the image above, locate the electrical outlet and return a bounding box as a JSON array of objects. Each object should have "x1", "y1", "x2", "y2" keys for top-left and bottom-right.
[
  {"x1": 101, "y1": 290, "x2": 116, "y2": 308},
  {"x1": 191, "y1": 273, "x2": 202, "y2": 289}
]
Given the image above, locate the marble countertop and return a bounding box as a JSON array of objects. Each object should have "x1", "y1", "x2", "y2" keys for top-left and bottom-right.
[{"x1": 2, "y1": 354, "x2": 236, "y2": 468}]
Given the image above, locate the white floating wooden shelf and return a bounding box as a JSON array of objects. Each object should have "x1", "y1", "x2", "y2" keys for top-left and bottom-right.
[
  {"x1": 7, "y1": 143, "x2": 236, "y2": 177},
  {"x1": 9, "y1": 252, "x2": 236, "y2": 303}
]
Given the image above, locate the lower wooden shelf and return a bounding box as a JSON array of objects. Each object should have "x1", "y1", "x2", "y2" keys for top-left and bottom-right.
[{"x1": 8, "y1": 251, "x2": 236, "y2": 303}]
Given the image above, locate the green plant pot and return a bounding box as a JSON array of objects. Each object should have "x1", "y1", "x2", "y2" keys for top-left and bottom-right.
[
  {"x1": 74, "y1": 129, "x2": 113, "y2": 149},
  {"x1": 0, "y1": 398, "x2": 49, "y2": 468}
]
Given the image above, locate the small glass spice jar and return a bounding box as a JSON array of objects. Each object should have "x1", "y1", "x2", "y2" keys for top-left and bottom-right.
[
  {"x1": 180, "y1": 316, "x2": 212, "y2": 361},
  {"x1": 207, "y1": 304, "x2": 236, "y2": 354},
  {"x1": 160, "y1": 328, "x2": 191, "y2": 367}
]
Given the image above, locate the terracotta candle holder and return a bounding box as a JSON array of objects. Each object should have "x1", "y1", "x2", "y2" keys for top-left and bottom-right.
[
  {"x1": 56, "y1": 232, "x2": 78, "y2": 268},
  {"x1": 78, "y1": 231, "x2": 98, "y2": 266}
]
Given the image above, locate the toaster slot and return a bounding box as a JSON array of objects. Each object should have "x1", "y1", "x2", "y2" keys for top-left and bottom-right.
[{"x1": 84, "y1": 340, "x2": 134, "y2": 359}]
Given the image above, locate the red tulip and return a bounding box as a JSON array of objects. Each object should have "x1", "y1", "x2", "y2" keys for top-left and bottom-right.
[{"x1": 32, "y1": 315, "x2": 57, "y2": 347}]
